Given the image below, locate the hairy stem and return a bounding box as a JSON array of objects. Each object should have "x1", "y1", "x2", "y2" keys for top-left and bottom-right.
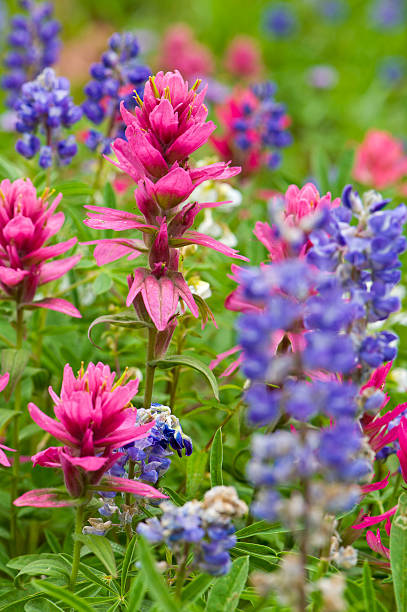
[
  {"x1": 10, "y1": 305, "x2": 24, "y2": 555},
  {"x1": 69, "y1": 504, "x2": 85, "y2": 590},
  {"x1": 124, "y1": 326, "x2": 157, "y2": 528}
]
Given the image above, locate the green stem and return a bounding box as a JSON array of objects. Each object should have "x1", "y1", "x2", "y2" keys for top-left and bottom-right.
[
  {"x1": 93, "y1": 108, "x2": 117, "y2": 191},
  {"x1": 10, "y1": 306, "x2": 24, "y2": 555},
  {"x1": 69, "y1": 504, "x2": 85, "y2": 591},
  {"x1": 174, "y1": 544, "x2": 190, "y2": 601},
  {"x1": 124, "y1": 326, "x2": 157, "y2": 522},
  {"x1": 144, "y1": 326, "x2": 157, "y2": 410}
]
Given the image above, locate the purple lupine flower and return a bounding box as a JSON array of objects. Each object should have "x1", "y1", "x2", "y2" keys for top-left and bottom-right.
[
  {"x1": 82, "y1": 32, "x2": 150, "y2": 154},
  {"x1": 370, "y1": 0, "x2": 405, "y2": 29},
  {"x1": 2, "y1": 0, "x2": 61, "y2": 108},
  {"x1": 14, "y1": 67, "x2": 82, "y2": 167},
  {"x1": 138, "y1": 487, "x2": 247, "y2": 576},
  {"x1": 264, "y1": 3, "x2": 297, "y2": 37}
]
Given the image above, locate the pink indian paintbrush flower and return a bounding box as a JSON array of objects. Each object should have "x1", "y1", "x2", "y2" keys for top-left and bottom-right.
[
  {"x1": 84, "y1": 70, "x2": 245, "y2": 332},
  {"x1": 353, "y1": 129, "x2": 407, "y2": 190},
  {"x1": 0, "y1": 178, "x2": 81, "y2": 317},
  {"x1": 224, "y1": 36, "x2": 263, "y2": 79},
  {"x1": 14, "y1": 362, "x2": 166, "y2": 507},
  {"x1": 0, "y1": 373, "x2": 15, "y2": 468},
  {"x1": 211, "y1": 184, "x2": 339, "y2": 376},
  {"x1": 156, "y1": 24, "x2": 214, "y2": 82}
]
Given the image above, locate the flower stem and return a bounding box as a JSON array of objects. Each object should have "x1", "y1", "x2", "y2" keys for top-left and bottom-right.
[
  {"x1": 124, "y1": 326, "x2": 157, "y2": 529},
  {"x1": 144, "y1": 326, "x2": 157, "y2": 410},
  {"x1": 69, "y1": 504, "x2": 85, "y2": 591},
  {"x1": 10, "y1": 305, "x2": 24, "y2": 555},
  {"x1": 174, "y1": 544, "x2": 190, "y2": 601}
]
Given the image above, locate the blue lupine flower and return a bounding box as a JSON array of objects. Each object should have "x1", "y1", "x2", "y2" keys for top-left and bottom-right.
[
  {"x1": 2, "y1": 0, "x2": 61, "y2": 108},
  {"x1": 82, "y1": 32, "x2": 150, "y2": 154},
  {"x1": 370, "y1": 0, "x2": 405, "y2": 28},
  {"x1": 264, "y1": 3, "x2": 296, "y2": 37},
  {"x1": 137, "y1": 487, "x2": 247, "y2": 576},
  {"x1": 14, "y1": 67, "x2": 82, "y2": 167}
]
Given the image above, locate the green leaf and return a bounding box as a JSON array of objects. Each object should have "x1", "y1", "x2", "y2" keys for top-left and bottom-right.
[
  {"x1": 181, "y1": 574, "x2": 214, "y2": 604},
  {"x1": 210, "y1": 428, "x2": 223, "y2": 487},
  {"x1": 16, "y1": 558, "x2": 70, "y2": 579},
  {"x1": 1, "y1": 349, "x2": 30, "y2": 400},
  {"x1": 231, "y1": 543, "x2": 276, "y2": 557},
  {"x1": 390, "y1": 492, "x2": 407, "y2": 612},
  {"x1": 0, "y1": 409, "x2": 18, "y2": 431},
  {"x1": 362, "y1": 561, "x2": 377, "y2": 612},
  {"x1": 24, "y1": 598, "x2": 64, "y2": 612},
  {"x1": 74, "y1": 534, "x2": 117, "y2": 578},
  {"x1": 121, "y1": 535, "x2": 137, "y2": 595},
  {"x1": 127, "y1": 574, "x2": 147, "y2": 611},
  {"x1": 162, "y1": 487, "x2": 186, "y2": 506},
  {"x1": 7, "y1": 554, "x2": 68, "y2": 572},
  {"x1": 0, "y1": 156, "x2": 23, "y2": 181},
  {"x1": 32, "y1": 581, "x2": 96, "y2": 612},
  {"x1": 77, "y1": 561, "x2": 117, "y2": 594},
  {"x1": 205, "y1": 556, "x2": 249, "y2": 612},
  {"x1": 88, "y1": 312, "x2": 153, "y2": 348},
  {"x1": 44, "y1": 530, "x2": 60, "y2": 554},
  {"x1": 93, "y1": 273, "x2": 113, "y2": 296},
  {"x1": 138, "y1": 536, "x2": 179, "y2": 612},
  {"x1": 103, "y1": 182, "x2": 117, "y2": 208},
  {"x1": 149, "y1": 354, "x2": 219, "y2": 400},
  {"x1": 234, "y1": 521, "x2": 275, "y2": 539},
  {"x1": 311, "y1": 148, "x2": 330, "y2": 194},
  {"x1": 334, "y1": 148, "x2": 354, "y2": 196},
  {"x1": 53, "y1": 181, "x2": 93, "y2": 198},
  {"x1": 186, "y1": 451, "x2": 208, "y2": 498}
]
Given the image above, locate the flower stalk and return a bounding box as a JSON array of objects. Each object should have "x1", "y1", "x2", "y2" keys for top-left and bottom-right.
[{"x1": 69, "y1": 503, "x2": 85, "y2": 591}]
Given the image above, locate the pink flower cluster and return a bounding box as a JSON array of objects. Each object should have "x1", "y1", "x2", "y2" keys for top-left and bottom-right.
[
  {"x1": 14, "y1": 362, "x2": 166, "y2": 507},
  {"x1": 85, "y1": 71, "x2": 245, "y2": 334},
  {"x1": 353, "y1": 129, "x2": 407, "y2": 191},
  {"x1": 0, "y1": 178, "x2": 81, "y2": 317},
  {"x1": 224, "y1": 36, "x2": 263, "y2": 79},
  {"x1": 211, "y1": 184, "x2": 339, "y2": 376},
  {"x1": 156, "y1": 25, "x2": 214, "y2": 82}
]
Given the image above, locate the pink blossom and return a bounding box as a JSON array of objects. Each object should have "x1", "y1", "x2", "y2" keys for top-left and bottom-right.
[
  {"x1": 211, "y1": 184, "x2": 338, "y2": 376},
  {"x1": 0, "y1": 178, "x2": 81, "y2": 317},
  {"x1": 156, "y1": 24, "x2": 214, "y2": 82},
  {"x1": 224, "y1": 36, "x2": 263, "y2": 79},
  {"x1": 366, "y1": 529, "x2": 390, "y2": 561},
  {"x1": 14, "y1": 362, "x2": 165, "y2": 505},
  {"x1": 353, "y1": 129, "x2": 407, "y2": 189},
  {"x1": 85, "y1": 71, "x2": 244, "y2": 333}
]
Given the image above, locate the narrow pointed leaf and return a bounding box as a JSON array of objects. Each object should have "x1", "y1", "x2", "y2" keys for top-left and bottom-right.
[
  {"x1": 363, "y1": 561, "x2": 377, "y2": 612},
  {"x1": 181, "y1": 574, "x2": 214, "y2": 603},
  {"x1": 74, "y1": 534, "x2": 117, "y2": 577},
  {"x1": 149, "y1": 354, "x2": 219, "y2": 400},
  {"x1": 138, "y1": 536, "x2": 179, "y2": 612},
  {"x1": 390, "y1": 492, "x2": 407, "y2": 612},
  {"x1": 127, "y1": 574, "x2": 147, "y2": 611},
  {"x1": 1, "y1": 349, "x2": 30, "y2": 400},
  {"x1": 205, "y1": 557, "x2": 249, "y2": 612},
  {"x1": 186, "y1": 451, "x2": 208, "y2": 498},
  {"x1": 88, "y1": 312, "x2": 153, "y2": 348},
  {"x1": 210, "y1": 428, "x2": 223, "y2": 487},
  {"x1": 32, "y1": 581, "x2": 96, "y2": 612},
  {"x1": 121, "y1": 535, "x2": 137, "y2": 595}
]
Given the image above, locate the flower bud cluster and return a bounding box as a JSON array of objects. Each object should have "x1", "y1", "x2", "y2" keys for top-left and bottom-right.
[{"x1": 137, "y1": 486, "x2": 247, "y2": 575}]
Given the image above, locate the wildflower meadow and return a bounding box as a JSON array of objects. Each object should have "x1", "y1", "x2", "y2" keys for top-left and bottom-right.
[{"x1": 1, "y1": 0, "x2": 407, "y2": 610}]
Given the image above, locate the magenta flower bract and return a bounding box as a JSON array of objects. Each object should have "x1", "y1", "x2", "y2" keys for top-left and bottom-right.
[
  {"x1": 85, "y1": 71, "x2": 246, "y2": 333},
  {"x1": 0, "y1": 178, "x2": 81, "y2": 317},
  {"x1": 0, "y1": 372, "x2": 15, "y2": 468},
  {"x1": 14, "y1": 362, "x2": 166, "y2": 506}
]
